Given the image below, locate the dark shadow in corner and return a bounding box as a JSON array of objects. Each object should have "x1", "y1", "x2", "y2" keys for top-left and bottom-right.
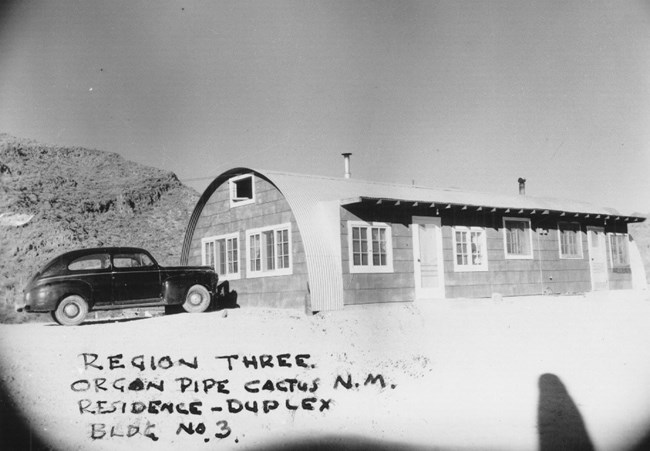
[
  {"x1": 538, "y1": 373, "x2": 594, "y2": 451},
  {"x1": 214, "y1": 280, "x2": 239, "y2": 311},
  {"x1": 258, "y1": 434, "x2": 428, "y2": 451},
  {"x1": 630, "y1": 429, "x2": 650, "y2": 451},
  {"x1": 0, "y1": 374, "x2": 53, "y2": 450}
]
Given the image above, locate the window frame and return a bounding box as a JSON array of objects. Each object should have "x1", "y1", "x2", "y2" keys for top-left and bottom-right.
[
  {"x1": 245, "y1": 223, "x2": 293, "y2": 278},
  {"x1": 68, "y1": 253, "x2": 111, "y2": 272},
  {"x1": 112, "y1": 252, "x2": 155, "y2": 269},
  {"x1": 608, "y1": 232, "x2": 630, "y2": 269},
  {"x1": 557, "y1": 221, "x2": 584, "y2": 259},
  {"x1": 347, "y1": 221, "x2": 394, "y2": 274},
  {"x1": 229, "y1": 174, "x2": 255, "y2": 208},
  {"x1": 201, "y1": 232, "x2": 241, "y2": 280},
  {"x1": 502, "y1": 217, "x2": 533, "y2": 259},
  {"x1": 452, "y1": 226, "x2": 489, "y2": 272}
]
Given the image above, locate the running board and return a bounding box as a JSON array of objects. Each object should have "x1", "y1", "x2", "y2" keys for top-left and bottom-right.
[{"x1": 92, "y1": 300, "x2": 167, "y2": 310}]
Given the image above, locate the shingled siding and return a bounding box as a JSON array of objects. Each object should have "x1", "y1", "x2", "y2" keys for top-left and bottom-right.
[
  {"x1": 608, "y1": 270, "x2": 630, "y2": 290},
  {"x1": 339, "y1": 204, "x2": 632, "y2": 302},
  {"x1": 440, "y1": 212, "x2": 632, "y2": 298},
  {"x1": 188, "y1": 176, "x2": 308, "y2": 308},
  {"x1": 441, "y1": 222, "x2": 590, "y2": 298},
  {"x1": 340, "y1": 204, "x2": 415, "y2": 305}
]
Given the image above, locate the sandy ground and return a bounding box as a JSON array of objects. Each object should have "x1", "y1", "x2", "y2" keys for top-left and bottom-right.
[{"x1": 1, "y1": 290, "x2": 650, "y2": 451}]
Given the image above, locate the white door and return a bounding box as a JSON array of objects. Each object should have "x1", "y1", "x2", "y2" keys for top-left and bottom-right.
[
  {"x1": 587, "y1": 226, "x2": 609, "y2": 291},
  {"x1": 412, "y1": 216, "x2": 445, "y2": 299}
]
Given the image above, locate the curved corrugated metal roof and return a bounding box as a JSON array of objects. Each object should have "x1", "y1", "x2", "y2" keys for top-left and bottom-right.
[
  {"x1": 182, "y1": 168, "x2": 645, "y2": 312},
  {"x1": 261, "y1": 169, "x2": 644, "y2": 219}
]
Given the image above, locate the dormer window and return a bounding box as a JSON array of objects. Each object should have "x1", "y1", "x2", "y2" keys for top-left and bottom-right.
[{"x1": 229, "y1": 174, "x2": 255, "y2": 207}]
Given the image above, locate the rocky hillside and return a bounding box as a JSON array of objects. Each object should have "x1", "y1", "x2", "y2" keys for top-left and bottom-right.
[{"x1": 0, "y1": 134, "x2": 200, "y2": 322}]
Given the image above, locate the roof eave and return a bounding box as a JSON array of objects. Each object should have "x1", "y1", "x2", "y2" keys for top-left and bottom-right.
[{"x1": 340, "y1": 196, "x2": 647, "y2": 223}]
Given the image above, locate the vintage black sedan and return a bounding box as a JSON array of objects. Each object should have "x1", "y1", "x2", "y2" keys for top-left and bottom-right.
[{"x1": 18, "y1": 247, "x2": 219, "y2": 325}]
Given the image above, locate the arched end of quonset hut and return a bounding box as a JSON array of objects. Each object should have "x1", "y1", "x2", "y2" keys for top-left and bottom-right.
[{"x1": 181, "y1": 168, "x2": 344, "y2": 313}]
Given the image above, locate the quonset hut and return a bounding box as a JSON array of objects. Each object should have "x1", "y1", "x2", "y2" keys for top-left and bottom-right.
[{"x1": 181, "y1": 164, "x2": 646, "y2": 313}]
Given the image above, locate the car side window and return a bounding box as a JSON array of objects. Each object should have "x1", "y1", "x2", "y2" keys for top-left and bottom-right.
[
  {"x1": 68, "y1": 254, "x2": 110, "y2": 271},
  {"x1": 113, "y1": 254, "x2": 139, "y2": 268},
  {"x1": 139, "y1": 253, "x2": 155, "y2": 267},
  {"x1": 113, "y1": 253, "x2": 155, "y2": 268}
]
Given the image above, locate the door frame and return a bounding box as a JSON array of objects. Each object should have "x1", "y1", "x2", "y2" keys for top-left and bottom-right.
[
  {"x1": 586, "y1": 226, "x2": 609, "y2": 291},
  {"x1": 412, "y1": 216, "x2": 445, "y2": 299}
]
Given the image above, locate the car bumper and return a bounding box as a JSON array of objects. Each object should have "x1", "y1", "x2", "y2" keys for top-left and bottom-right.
[{"x1": 16, "y1": 299, "x2": 37, "y2": 312}]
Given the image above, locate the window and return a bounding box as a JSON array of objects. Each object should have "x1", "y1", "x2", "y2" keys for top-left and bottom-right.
[
  {"x1": 609, "y1": 233, "x2": 629, "y2": 268},
  {"x1": 503, "y1": 218, "x2": 533, "y2": 259},
  {"x1": 113, "y1": 253, "x2": 155, "y2": 269},
  {"x1": 229, "y1": 174, "x2": 255, "y2": 207},
  {"x1": 453, "y1": 226, "x2": 488, "y2": 271},
  {"x1": 558, "y1": 222, "x2": 583, "y2": 259},
  {"x1": 202, "y1": 233, "x2": 240, "y2": 279},
  {"x1": 246, "y1": 224, "x2": 292, "y2": 277},
  {"x1": 347, "y1": 222, "x2": 393, "y2": 273},
  {"x1": 68, "y1": 254, "x2": 110, "y2": 271}
]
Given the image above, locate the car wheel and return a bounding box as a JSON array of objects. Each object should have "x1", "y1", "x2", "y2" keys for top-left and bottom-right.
[
  {"x1": 50, "y1": 311, "x2": 60, "y2": 325},
  {"x1": 182, "y1": 285, "x2": 211, "y2": 313},
  {"x1": 54, "y1": 295, "x2": 89, "y2": 326}
]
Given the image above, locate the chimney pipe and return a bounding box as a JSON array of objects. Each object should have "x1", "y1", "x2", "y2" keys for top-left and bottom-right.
[
  {"x1": 518, "y1": 177, "x2": 526, "y2": 195},
  {"x1": 342, "y1": 153, "x2": 352, "y2": 179}
]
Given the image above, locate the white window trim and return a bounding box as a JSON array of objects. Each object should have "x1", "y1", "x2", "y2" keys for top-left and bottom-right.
[
  {"x1": 452, "y1": 226, "x2": 489, "y2": 272},
  {"x1": 558, "y1": 222, "x2": 584, "y2": 259},
  {"x1": 245, "y1": 223, "x2": 293, "y2": 278},
  {"x1": 608, "y1": 232, "x2": 630, "y2": 268},
  {"x1": 347, "y1": 221, "x2": 394, "y2": 274},
  {"x1": 229, "y1": 174, "x2": 255, "y2": 208},
  {"x1": 201, "y1": 232, "x2": 241, "y2": 280},
  {"x1": 502, "y1": 217, "x2": 533, "y2": 260}
]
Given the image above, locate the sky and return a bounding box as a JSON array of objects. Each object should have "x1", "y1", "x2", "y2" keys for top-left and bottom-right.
[{"x1": 1, "y1": 0, "x2": 649, "y2": 214}]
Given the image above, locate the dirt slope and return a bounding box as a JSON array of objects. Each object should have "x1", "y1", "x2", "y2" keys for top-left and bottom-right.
[{"x1": 0, "y1": 134, "x2": 199, "y2": 322}]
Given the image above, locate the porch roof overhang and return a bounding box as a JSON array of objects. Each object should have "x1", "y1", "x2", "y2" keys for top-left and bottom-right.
[{"x1": 340, "y1": 196, "x2": 646, "y2": 223}]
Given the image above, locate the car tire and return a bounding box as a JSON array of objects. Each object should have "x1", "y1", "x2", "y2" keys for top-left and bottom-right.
[
  {"x1": 54, "y1": 295, "x2": 89, "y2": 326},
  {"x1": 182, "y1": 285, "x2": 211, "y2": 313}
]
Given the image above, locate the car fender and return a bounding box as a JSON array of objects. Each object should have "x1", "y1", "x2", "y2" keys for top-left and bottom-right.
[
  {"x1": 162, "y1": 276, "x2": 214, "y2": 304},
  {"x1": 27, "y1": 280, "x2": 93, "y2": 312}
]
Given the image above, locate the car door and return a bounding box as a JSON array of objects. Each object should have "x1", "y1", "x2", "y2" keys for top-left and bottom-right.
[
  {"x1": 111, "y1": 252, "x2": 161, "y2": 304},
  {"x1": 66, "y1": 252, "x2": 113, "y2": 306}
]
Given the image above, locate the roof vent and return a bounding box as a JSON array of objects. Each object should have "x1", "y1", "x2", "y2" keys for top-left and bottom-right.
[
  {"x1": 342, "y1": 153, "x2": 352, "y2": 179},
  {"x1": 518, "y1": 177, "x2": 526, "y2": 195}
]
